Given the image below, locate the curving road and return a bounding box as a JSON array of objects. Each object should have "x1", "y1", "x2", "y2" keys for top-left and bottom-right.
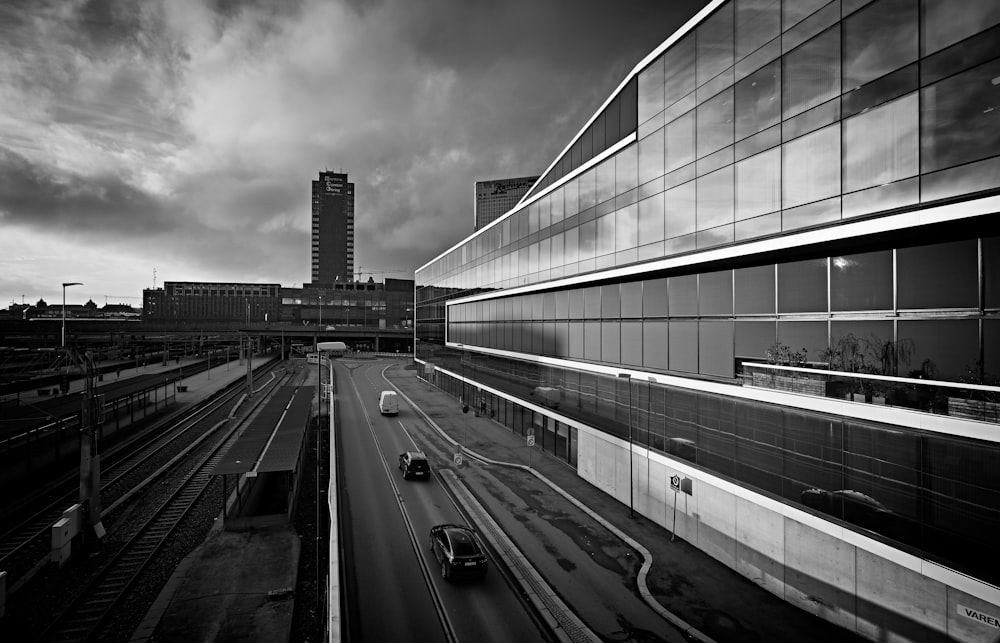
[{"x1": 336, "y1": 359, "x2": 549, "y2": 642}]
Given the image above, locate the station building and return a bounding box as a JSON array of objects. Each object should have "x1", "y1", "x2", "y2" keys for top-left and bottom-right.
[{"x1": 415, "y1": 1, "x2": 1000, "y2": 641}]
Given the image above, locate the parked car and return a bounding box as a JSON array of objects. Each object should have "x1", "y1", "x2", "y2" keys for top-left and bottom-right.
[
  {"x1": 398, "y1": 451, "x2": 430, "y2": 480},
  {"x1": 429, "y1": 524, "x2": 488, "y2": 581}
]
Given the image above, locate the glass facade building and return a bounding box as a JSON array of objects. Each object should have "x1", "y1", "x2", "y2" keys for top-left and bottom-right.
[{"x1": 416, "y1": 2, "x2": 1000, "y2": 640}]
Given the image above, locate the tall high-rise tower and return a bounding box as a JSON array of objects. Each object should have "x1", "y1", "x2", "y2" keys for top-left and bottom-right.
[
  {"x1": 474, "y1": 176, "x2": 538, "y2": 230},
  {"x1": 311, "y1": 171, "x2": 354, "y2": 285}
]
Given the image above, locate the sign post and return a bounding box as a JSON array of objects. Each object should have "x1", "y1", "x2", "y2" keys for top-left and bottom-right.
[{"x1": 526, "y1": 428, "x2": 535, "y2": 469}]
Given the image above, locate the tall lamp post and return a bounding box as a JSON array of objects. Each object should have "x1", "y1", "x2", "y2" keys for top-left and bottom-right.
[
  {"x1": 62, "y1": 282, "x2": 83, "y2": 348},
  {"x1": 618, "y1": 372, "x2": 634, "y2": 518}
]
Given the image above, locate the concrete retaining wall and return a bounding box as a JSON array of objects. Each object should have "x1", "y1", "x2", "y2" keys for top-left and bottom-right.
[{"x1": 576, "y1": 429, "x2": 1000, "y2": 643}]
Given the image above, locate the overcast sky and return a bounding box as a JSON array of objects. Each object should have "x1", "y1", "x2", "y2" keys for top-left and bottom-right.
[{"x1": 0, "y1": 0, "x2": 704, "y2": 308}]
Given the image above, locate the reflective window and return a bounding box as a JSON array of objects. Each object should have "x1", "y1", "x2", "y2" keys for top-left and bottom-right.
[
  {"x1": 601, "y1": 284, "x2": 620, "y2": 318},
  {"x1": 782, "y1": 26, "x2": 840, "y2": 119},
  {"x1": 898, "y1": 319, "x2": 979, "y2": 380},
  {"x1": 665, "y1": 110, "x2": 696, "y2": 172},
  {"x1": 736, "y1": 0, "x2": 780, "y2": 61},
  {"x1": 639, "y1": 54, "x2": 665, "y2": 124},
  {"x1": 665, "y1": 180, "x2": 697, "y2": 238},
  {"x1": 735, "y1": 264, "x2": 775, "y2": 314},
  {"x1": 616, "y1": 203, "x2": 638, "y2": 252},
  {"x1": 597, "y1": 157, "x2": 616, "y2": 204},
  {"x1": 829, "y1": 320, "x2": 894, "y2": 373},
  {"x1": 585, "y1": 321, "x2": 601, "y2": 360},
  {"x1": 639, "y1": 128, "x2": 665, "y2": 185},
  {"x1": 584, "y1": 286, "x2": 601, "y2": 319},
  {"x1": 986, "y1": 237, "x2": 1000, "y2": 309},
  {"x1": 843, "y1": 93, "x2": 918, "y2": 192},
  {"x1": 551, "y1": 187, "x2": 564, "y2": 224},
  {"x1": 777, "y1": 320, "x2": 827, "y2": 364},
  {"x1": 921, "y1": 58, "x2": 1000, "y2": 174},
  {"x1": 735, "y1": 60, "x2": 780, "y2": 140},
  {"x1": 564, "y1": 225, "x2": 579, "y2": 264},
  {"x1": 843, "y1": 0, "x2": 918, "y2": 90},
  {"x1": 783, "y1": 0, "x2": 828, "y2": 31},
  {"x1": 700, "y1": 270, "x2": 734, "y2": 315},
  {"x1": 622, "y1": 320, "x2": 643, "y2": 366},
  {"x1": 783, "y1": 124, "x2": 840, "y2": 209},
  {"x1": 579, "y1": 220, "x2": 596, "y2": 261},
  {"x1": 897, "y1": 240, "x2": 978, "y2": 309},
  {"x1": 669, "y1": 274, "x2": 698, "y2": 316},
  {"x1": 696, "y1": 166, "x2": 734, "y2": 230},
  {"x1": 736, "y1": 147, "x2": 780, "y2": 220},
  {"x1": 643, "y1": 278, "x2": 669, "y2": 317},
  {"x1": 735, "y1": 319, "x2": 775, "y2": 360},
  {"x1": 597, "y1": 212, "x2": 615, "y2": 257},
  {"x1": 831, "y1": 250, "x2": 893, "y2": 311},
  {"x1": 697, "y1": 3, "x2": 734, "y2": 86},
  {"x1": 602, "y1": 321, "x2": 621, "y2": 363},
  {"x1": 616, "y1": 144, "x2": 639, "y2": 193},
  {"x1": 666, "y1": 35, "x2": 696, "y2": 105},
  {"x1": 700, "y1": 320, "x2": 735, "y2": 377},
  {"x1": 697, "y1": 87, "x2": 735, "y2": 157},
  {"x1": 921, "y1": 0, "x2": 1000, "y2": 55},
  {"x1": 579, "y1": 168, "x2": 597, "y2": 211},
  {"x1": 565, "y1": 178, "x2": 579, "y2": 219},
  {"x1": 669, "y1": 321, "x2": 699, "y2": 373},
  {"x1": 638, "y1": 192, "x2": 665, "y2": 243},
  {"x1": 778, "y1": 258, "x2": 828, "y2": 313}
]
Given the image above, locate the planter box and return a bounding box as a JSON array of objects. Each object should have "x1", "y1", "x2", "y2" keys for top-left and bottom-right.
[
  {"x1": 752, "y1": 372, "x2": 827, "y2": 396},
  {"x1": 948, "y1": 397, "x2": 1000, "y2": 423}
]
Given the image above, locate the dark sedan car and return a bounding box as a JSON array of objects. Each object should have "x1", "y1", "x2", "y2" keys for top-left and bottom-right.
[
  {"x1": 398, "y1": 451, "x2": 430, "y2": 480},
  {"x1": 429, "y1": 524, "x2": 488, "y2": 581}
]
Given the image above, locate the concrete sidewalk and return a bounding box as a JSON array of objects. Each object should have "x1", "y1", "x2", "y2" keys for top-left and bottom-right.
[{"x1": 386, "y1": 363, "x2": 862, "y2": 643}]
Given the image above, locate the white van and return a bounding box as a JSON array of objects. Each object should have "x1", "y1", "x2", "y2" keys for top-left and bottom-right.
[{"x1": 379, "y1": 390, "x2": 399, "y2": 415}]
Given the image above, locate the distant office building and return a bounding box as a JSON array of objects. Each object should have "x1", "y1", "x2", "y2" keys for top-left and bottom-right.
[
  {"x1": 418, "y1": 2, "x2": 1000, "y2": 640},
  {"x1": 280, "y1": 278, "x2": 414, "y2": 331},
  {"x1": 474, "y1": 176, "x2": 538, "y2": 230},
  {"x1": 312, "y1": 171, "x2": 355, "y2": 285},
  {"x1": 143, "y1": 282, "x2": 281, "y2": 323}
]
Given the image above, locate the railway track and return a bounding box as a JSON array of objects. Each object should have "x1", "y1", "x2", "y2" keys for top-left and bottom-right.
[
  {"x1": 0, "y1": 358, "x2": 284, "y2": 592},
  {"x1": 39, "y1": 366, "x2": 307, "y2": 642}
]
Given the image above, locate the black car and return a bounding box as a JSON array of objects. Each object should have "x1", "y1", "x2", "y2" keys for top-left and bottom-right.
[
  {"x1": 398, "y1": 451, "x2": 430, "y2": 480},
  {"x1": 429, "y1": 524, "x2": 488, "y2": 581}
]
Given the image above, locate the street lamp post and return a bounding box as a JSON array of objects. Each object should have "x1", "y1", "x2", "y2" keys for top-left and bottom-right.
[
  {"x1": 62, "y1": 282, "x2": 83, "y2": 348},
  {"x1": 618, "y1": 372, "x2": 634, "y2": 519}
]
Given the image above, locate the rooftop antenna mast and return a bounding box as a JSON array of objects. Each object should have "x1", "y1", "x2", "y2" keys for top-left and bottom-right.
[{"x1": 153, "y1": 267, "x2": 157, "y2": 289}]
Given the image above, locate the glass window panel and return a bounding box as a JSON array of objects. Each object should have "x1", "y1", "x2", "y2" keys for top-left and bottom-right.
[
  {"x1": 593, "y1": 113, "x2": 606, "y2": 155},
  {"x1": 643, "y1": 320, "x2": 669, "y2": 369},
  {"x1": 843, "y1": 64, "x2": 918, "y2": 120},
  {"x1": 669, "y1": 274, "x2": 698, "y2": 316},
  {"x1": 844, "y1": 93, "x2": 918, "y2": 193},
  {"x1": 538, "y1": 237, "x2": 551, "y2": 271},
  {"x1": 697, "y1": 224, "x2": 735, "y2": 249},
  {"x1": 782, "y1": 123, "x2": 841, "y2": 209},
  {"x1": 735, "y1": 264, "x2": 775, "y2": 314},
  {"x1": 564, "y1": 224, "x2": 580, "y2": 264},
  {"x1": 597, "y1": 212, "x2": 615, "y2": 256},
  {"x1": 665, "y1": 110, "x2": 695, "y2": 172},
  {"x1": 697, "y1": 145, "x2": 734, "y2": 175},
  {"x1": 551, "y1": 231, "x2": 564, "y2": 268},
  {"x1": 601, "y1": 284, "x2": 621, "y2": 319},
  {"x1": 735, "y1": 59, "x2": 780, "y2": 140},
  {"x1": 528, "y1": 203, "x2": 539, "y2": 235},
  {"x1": 921, "y1": 23, "x2": 1000, "y2": 87},
  {"x1": 735, "y1": 123, "x2": 781, "y2": 160},
  {"x1": 986, "y1": 237, "x2": 1000, "y2": 309},
  {"x1": 621, "y1": 281, "x2": 643, "y2": 318},
  {"x1": 831, "y1": 250, "x2": 893, "y2": 312},
  {"x1": 920, "y1": 58, "x2": 1000, "y2": 174},
  {"x1": 778, "y1": 258, "x2": 828, "y2": 313},
  {"x1": 736, "y1": 0, "x2": 780, "y2": 60},
  {"x1": 605, "y1": 95, "x2": 621, "y2": 145},
  {"x1": 528, "y1": 242, "x2": 538, "y2": 274},
  {"x1": 539, "y1": 195, "x2": 552, "y2": 231},
  {"x1": 736, "y1": 147, "x2": 780, "y2": 220},
  {"x1": 697, "y1": 87, "x2": 735, "y2": 157},
  {"x1": 782, "y1": 1, "x2": 838, "y2": 54},
  {"x1": 666, "y1": 35, "x2": 696, "y2": 105},
  {"x1": 602, "y1": 321, "x2": 621, "y2": 363},
  {"x1": 898, "y1": 240, "x2": 978, "y2": 309},
  {"x1": 843, "y1": 0, "x2": 917, "y2": 90},
  {"x1": 551, "y1": 187, "x2": 565, "y2": 224},
  {"x1": 700, "y1": 270, "x2": 734, "y2": 315},
  {"x1": 639, "y1": 55, "x2": 666, "y2": 125},
  {"x1": 555, "y1": 290, "x2": 569, "y2": 319},
  {"x1": 616, "y1": 143, "x2": 639, "y2": 193},
  {"x1": 921, "y1": 0, "x2": 1000, "y2": 56},
  {"x1": 638, "y1": 192, "x2": 665, "y2": 243},
  {"x1": 842, "y1": 177, "x2": 919, "y2": 220},
  {"x1": 735, "y1": 320, "x2": 776, "y2": 361},
  {"x1": 597, "y1": 157, "x2": 616, "y2": 204},
  {"x1": 777, "y1": 320, "x2": 827, "y2": 365},
  {"x1": 584, "y1": 286, "x2": 602, "y2": 319},
  {"x1": 639, "y1": 127, "x2": 665, "y2": 185},
  {"x1": 782, "y1": 197, "x2": 841, "y2": 232},
  {"x1": 783, "y1": 0, "x2": 828, "y2": 31},
  {"x1": 622, "y1": 320, "x2": 643, "y2": 366},
  {"x1": 697, "y1": 166, "x2": 734, "y2": 230},
  {"x1": 985, "y1": 318, "x2": 1000, "y2": 381},
  {"x1": 616, "y1": 203, "x2": 638, "y2": 252},
  {"x1": 700, "y1": 320, "x2": 735, "y2": 377},
  {"x1": 665, "y1": 180, "x2": 697, "y2": 238},
  {"x1": 644, "y1": 278, "x2": 669, "y2": 317},
  {"x1": 565, "y1": 177, "x2": 580, "y2": 217},
  {"x1": 897, "y1": 319, "x2": 979, "y2": 381},
  {"x1": 697, "y1": 3, "x2": 734, "y2": 86},
  {"x1": 584, "y1": 321, "x2": 601, "y2": 361},
  {"x1": 569, "y1": 289, "x2": 584, "y2": 318},
  {"x1": 579, "y1": 219, "x2": 597, "y2": 261},
  {"x1": 921, "y1": 156, "x2": 1000, "y2": 203},
  {"x1": 669, "y1": 321, "x2": 699, "y2": 373},
  {"x1": 829, "y1": 320, "x2": 894, "y2": 373},
  {"x1": 782, "y1": 95, "x2": 840, "y2": 141},
  {"x1": 782, "y1": 26, "x2": 840, "y2": 120},
  {"x1": 579, "y1": 168, "x2": 597, "y2": 210}
]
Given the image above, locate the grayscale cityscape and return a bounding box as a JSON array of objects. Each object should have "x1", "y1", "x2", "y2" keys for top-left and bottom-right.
[{"x1": 1, "y1": 1, "x2": 999, "y2": 642}]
